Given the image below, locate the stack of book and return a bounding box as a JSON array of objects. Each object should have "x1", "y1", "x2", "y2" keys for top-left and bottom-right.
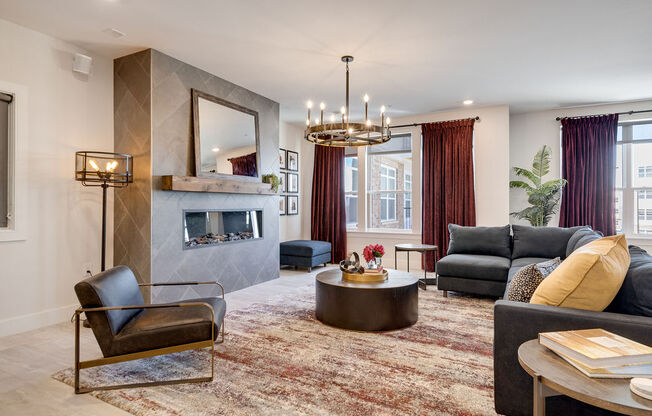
[{"x1": 538, "y1": 329, "x2": 652, "y2": 379}]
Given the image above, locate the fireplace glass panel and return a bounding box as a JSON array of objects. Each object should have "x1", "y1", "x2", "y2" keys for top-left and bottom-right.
[{"x1": 184, "y1": 209, "x2": 263, "y2": 248}]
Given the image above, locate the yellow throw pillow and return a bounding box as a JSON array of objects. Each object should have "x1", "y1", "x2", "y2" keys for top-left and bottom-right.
[{"x1": 530, "y1": 234, "x2": 629, "y2": 311}]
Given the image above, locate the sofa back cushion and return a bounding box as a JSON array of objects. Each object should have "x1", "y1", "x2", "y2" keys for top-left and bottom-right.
[
  {"x1": 447, "y1": 224, "x2": 511, "y2": 258},
  {"x1": 530, "y1": 235, "x2": 629, "y2": 311},
  {"x1": 607, "y1": 246, "x2": 652, "y2": 317},
  {"x1": 512, "y1": 225, "x2": 583, "y2": 259},
  {"x1": 566, "y1": 227, "x2": 603, "y2": 257}
]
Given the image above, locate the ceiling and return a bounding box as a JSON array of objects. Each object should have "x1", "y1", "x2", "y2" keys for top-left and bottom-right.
[{"x1": 2, "y1": 0, "x2": 652, "y2": 122}]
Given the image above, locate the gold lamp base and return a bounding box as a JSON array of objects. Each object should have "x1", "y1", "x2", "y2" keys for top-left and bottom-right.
[{"x1": 342, "y1": 269, "x2": 388, "y2": 283}]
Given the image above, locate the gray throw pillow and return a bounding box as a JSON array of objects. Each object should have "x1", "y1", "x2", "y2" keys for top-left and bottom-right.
[
  {"x1": 565, "y1": 227, "x2": 603, "y2": 257},
  {"x1": 506, "y1": 258, "x2": 561, "y2": 303},
  {"x1": 447, "y1": 224, "x2": 511, "y2": 258}
]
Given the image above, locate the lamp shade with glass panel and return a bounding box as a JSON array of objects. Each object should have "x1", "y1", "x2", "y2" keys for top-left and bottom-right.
[{"x1": 75, "y1": 151, "x2": 133, "y2": 271}]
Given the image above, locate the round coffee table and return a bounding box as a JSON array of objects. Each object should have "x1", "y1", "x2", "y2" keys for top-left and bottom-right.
[
  {"x1": 315, "y1": 269, "x2": 419, "y2": 331},
  {"x1": 518, "y1": 339, "x2": 652, "y2": 416}
]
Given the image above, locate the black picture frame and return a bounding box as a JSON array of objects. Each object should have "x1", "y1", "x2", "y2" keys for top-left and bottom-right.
[
  {"x1": 279, "y1": 148, "x2": 287, "y2": 170},
  {"x1": 279, "y1": 195, "x2": 287, "y2": 216},
  {"x1": 287, "y1": 195, "x2": 298, "y2": 215},
  {"x1": 279, "y1": 172, "x2": 287, "y2": 193},
  {"x1": 287, "y1": 150, "x2": 298, "y2": 171},
  {"x1": 287, "y1": 173, "x2": 298, "y2": 193}
]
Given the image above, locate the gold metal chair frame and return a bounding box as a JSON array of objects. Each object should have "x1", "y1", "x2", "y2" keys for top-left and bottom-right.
[{"x1": 74, "y1": 281, "x2": 225, "y2": 394}]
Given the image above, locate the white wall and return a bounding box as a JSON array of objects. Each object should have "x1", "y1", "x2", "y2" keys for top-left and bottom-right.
[
  {"x1": 279, "y1": 120, "x2": 313, "y2": 241},
  {"x1": 0, "y1": 19, "x2": 114, "y2": 336},
  {"x1": 510, "y1": 100, "x2": 652, "y2": 250}
]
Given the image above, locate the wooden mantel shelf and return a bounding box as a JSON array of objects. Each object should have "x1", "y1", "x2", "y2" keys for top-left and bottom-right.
[{"x1": 161, "y1": 175, "x2": 276, "y2": 195}]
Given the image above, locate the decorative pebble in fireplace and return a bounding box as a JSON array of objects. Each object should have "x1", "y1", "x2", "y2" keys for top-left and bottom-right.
[{"x1": 183, "y1": 209, "x2": 263, "y2": 248}]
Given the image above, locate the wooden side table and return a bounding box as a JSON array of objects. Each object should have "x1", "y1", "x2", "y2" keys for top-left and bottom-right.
[
  {"x1": 518, "y1": 339, "x2": 652, "y2": 416},
  {"x1": 394, "y1": 243, "x2": 438, "y2": 290}
]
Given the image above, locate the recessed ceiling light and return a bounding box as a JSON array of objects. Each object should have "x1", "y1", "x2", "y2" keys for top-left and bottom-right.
[
  {"x1": 463, "y1": 99, "x2": 474, "y2": 105},
  {"x1": 211, "y1": 147, "x2": 220, "y2": 152}
]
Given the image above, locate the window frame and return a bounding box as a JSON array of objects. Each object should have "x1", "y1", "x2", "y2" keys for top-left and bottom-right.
[
  {"x1": 345, "y1": 131, "x2": 419, "y2": 234},
  {"x1": 344, "y1": 155, "x2": 359, "y2": 228},
  {"x1": 0, "y1": 80, "x2": 27, "y2": 242},
  {"x1": 616, "y1": 119, "x2": 652, "y2": 237}
]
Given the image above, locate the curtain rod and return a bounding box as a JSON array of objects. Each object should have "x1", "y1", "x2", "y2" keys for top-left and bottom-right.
[
  {"x1": 390, "y1": 116, "x2": 480, "y2": 129},
  {"x1": 0, "y1": 93, "x2": 12, "y2": 104},
  {"x1": 555, "y1": 109, "x2": 652, "y2": 121}
]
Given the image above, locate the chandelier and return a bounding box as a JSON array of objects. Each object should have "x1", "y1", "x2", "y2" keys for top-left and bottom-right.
[{"x1": 304, "y1": 56, "x2": 391, "y2": 147}]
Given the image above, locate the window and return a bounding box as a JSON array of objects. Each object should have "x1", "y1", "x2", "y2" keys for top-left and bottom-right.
[
  {"x1": 404, "y1": 173, "x2": 412, "y2": 228},
  {"x1": 638, "y1": 166, "x2": 652, "y2": 178},
  {"x1": 344, "y1": 152, "x2": 358, "y2": 228},
  {"x1": 366, "y1": 134, "x2": 412, "y2": 230},
  {"x1": 616, "y1": 121, "x2": 652, "y2": 235},
  {"x1": 0, "y1": 92, "x2": 10, "y2": 229}
]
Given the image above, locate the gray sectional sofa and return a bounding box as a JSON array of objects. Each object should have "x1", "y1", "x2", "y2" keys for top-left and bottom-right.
[
  {"x1": 436, "y1": 224, "x2": 586, "y2": 298},
  {"x1": 436, "y1": 224, "x2": 652, "y2": 415}
]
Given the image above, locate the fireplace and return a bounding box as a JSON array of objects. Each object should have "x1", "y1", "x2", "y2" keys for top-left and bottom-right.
[{"x1": 183, "y1": 209, "x2": 263, "y2": 249}]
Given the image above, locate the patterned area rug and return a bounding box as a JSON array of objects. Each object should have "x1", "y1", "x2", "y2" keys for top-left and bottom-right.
[{"x1": 53, "y1": 289, "x2": 497, "y2": 415}]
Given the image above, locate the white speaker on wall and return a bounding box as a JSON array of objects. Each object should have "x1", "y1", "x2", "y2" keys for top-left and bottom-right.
[{"x1": 73, "y1": 53, "x2": 93, "y2": 75}]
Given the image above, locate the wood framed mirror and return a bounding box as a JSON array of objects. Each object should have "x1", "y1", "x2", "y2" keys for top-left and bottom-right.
[{"x1": 192, "y1": 89, "x2": 261, "y2": 181}]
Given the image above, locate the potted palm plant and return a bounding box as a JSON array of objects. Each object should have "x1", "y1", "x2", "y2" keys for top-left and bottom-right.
[{"x1": 510, "y1": 145, "x2": 567, "y2": 226}]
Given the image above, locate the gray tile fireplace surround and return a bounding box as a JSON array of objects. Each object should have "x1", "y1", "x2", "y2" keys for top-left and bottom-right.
[{"x1": 114, "y1": 49, "x2": 280, "y2": 303}]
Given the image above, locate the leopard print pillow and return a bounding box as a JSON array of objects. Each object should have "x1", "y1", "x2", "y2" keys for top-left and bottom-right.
[{"x1": 506, "y1": 265, "x2": 545, "y2": 303}]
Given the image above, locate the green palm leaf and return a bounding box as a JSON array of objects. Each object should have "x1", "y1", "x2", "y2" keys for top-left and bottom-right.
[{"x1": 510, "y1": 145, "x2": 567, "y2": 226}]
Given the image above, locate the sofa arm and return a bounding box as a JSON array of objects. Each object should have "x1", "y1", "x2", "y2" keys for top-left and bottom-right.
[{"x1": 494, "y1": 300, "x2": 652, "y2": 416}]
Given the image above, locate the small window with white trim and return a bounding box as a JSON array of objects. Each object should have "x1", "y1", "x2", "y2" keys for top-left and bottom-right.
[{"x1": 615, "y1": 121, "x2": 652, "y2": 235}]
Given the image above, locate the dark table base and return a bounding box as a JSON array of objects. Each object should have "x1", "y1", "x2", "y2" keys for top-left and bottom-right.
[{"x1": 315, "y1": 272, "x2": 419, "y2": 331}]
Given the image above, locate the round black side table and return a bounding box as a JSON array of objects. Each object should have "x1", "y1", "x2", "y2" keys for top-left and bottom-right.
[{"x1": 394, "y1": 243, "x2": 438, "y2": 290}]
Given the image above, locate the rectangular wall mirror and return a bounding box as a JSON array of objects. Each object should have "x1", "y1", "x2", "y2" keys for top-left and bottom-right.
[{"x1": 192, "y1": 89, "x2": 260, "y2": 180}]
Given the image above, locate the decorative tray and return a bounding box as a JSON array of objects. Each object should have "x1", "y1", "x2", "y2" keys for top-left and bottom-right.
[{"x1": 342, "y1": 268, "x2": 388, "y2": 283}]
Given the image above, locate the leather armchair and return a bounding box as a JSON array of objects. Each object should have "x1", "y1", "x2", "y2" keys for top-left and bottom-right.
[{"x1": 73, "y1": 265, "x2": 226, "y2": 393}]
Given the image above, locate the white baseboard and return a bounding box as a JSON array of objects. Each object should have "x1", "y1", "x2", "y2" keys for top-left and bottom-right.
[{"x1": 0, "y1": 303, "x2": 78, "y2": 337}]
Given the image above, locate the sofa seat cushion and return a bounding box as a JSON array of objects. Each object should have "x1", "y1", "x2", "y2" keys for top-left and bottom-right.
[
  {"x1": 512, "y1": 225, "x2": 584, "y2": 260},
  {"x1": 436, "y1": 254, "x2": 511, "y2": 282},
  {"x1": 607, "y1": 246, "x2": 652, "y2": 317},
  {"x1": 511, "y1": 257, "x2": 553, "y2": 268},
  {"x1": 531, "y1": 235, "x2": 630, "y2": 311},
  {"x1": 109, "y1": 296, "x2": 226, "y2": 357},
  {"x1": 447, "y1": 224, "x2": 512, "y2": 258},
  {"x1": 280, "y1": 240, "x2": 331, "y2": 257}
]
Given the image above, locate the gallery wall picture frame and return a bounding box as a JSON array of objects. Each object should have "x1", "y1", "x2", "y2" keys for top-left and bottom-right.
[
  {"x1": 279, "y1": 172, "x2": 287, "y2": 193},
  {"x1": 287, "y1": 150, "x2": 298, "y2": 171},
  {"x1": 279, "y1": 195, "x2": 287, "y2": 216},
  {"x1": 287, "y1": 173, "x2": 298, "y2": 193},
  {"x1": 287, "y1": 195, "x2": 298, "y2": 215},
  {"x1": 279, "y1": 148, "x2": 287, "y2": 170}
]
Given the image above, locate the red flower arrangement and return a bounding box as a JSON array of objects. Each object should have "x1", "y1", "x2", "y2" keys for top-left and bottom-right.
[{"x1": 362, "y1": 244, "x2": 385, "y2": 262}]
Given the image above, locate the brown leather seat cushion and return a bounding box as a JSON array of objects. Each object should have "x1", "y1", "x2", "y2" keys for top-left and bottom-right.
[{"x1": 108, "y1": 296, "x2": 226, "y2": 357}]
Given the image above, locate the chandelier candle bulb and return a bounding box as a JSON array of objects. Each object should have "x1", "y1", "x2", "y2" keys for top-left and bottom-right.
[
  {"x1": 364, "y1": 94, "x2": 369, "y2": 121},
  {"x1": 307, "y1": 100, "x2": 312, "y2": 126},
  {"x1": 320, "y1": 102, "x2": 325, "y2": 124}
]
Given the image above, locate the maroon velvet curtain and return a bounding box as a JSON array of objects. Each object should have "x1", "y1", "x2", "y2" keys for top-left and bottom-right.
[
  {"x1": 311, "y1": 145, "x2": 347, "y2": 263},
  {"x1": 229, "y1": 152, "x2": 257, "y2": 176},
  {"x1": 422, "y1": 119, "x2": 476, "y2": 270},
  {"x1": 558, "y1": 114, "x2": 618, "y2": 236}
]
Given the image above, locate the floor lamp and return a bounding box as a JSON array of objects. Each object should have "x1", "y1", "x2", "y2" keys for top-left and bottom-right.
[{"x1": 75, "y1": 151, "x2": 133, "y2": 271}]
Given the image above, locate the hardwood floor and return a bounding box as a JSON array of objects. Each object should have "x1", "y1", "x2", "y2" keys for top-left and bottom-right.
[{"x1": 0, "y1": 267, "x2": 322, "y2": 415}]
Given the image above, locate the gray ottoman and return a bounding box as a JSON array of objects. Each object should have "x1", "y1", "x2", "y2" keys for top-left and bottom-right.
[{"x1": 280, "y1": 240, "x2": 332, "y2": 271}]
